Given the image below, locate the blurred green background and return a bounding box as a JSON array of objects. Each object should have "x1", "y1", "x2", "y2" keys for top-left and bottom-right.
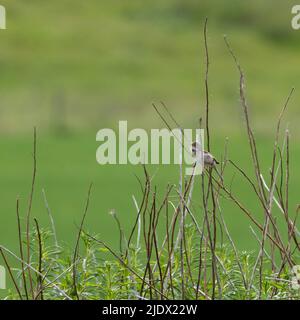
[{"x1": 0, "y1": 0, "x2": 299, "y2": 280}]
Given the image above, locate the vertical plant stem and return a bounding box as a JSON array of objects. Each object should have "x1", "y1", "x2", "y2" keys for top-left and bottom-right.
[
  {"x1": 16, "y1": 197, "x2": 29, "y2": 299},
  {"x1": 34, "y1": 218, "x2": 43, "y2": 300},
  {"x1": 72, "y1": 182, "x2": 93, "y2": 300},
  {"x1": 26, "y1": 127, "x2": 37, "y2": 299}
]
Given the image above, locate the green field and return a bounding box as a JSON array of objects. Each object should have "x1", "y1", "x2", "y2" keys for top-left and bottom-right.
[
  {"x1": 1, "y1": 132, "x2": 299, "y2": 252},
  {"x1": 0, "y1": 1, "x2": 299, "y2": 297}
]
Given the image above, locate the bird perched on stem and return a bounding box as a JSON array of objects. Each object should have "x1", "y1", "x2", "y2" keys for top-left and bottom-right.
[{"x1": 191, "y1": 142, "x2": 219, "y2": 168}]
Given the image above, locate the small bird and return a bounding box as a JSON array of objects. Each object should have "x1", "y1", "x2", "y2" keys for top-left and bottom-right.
[{"x1": 191, "y1": 141, "x2": 219, "y2": 168}]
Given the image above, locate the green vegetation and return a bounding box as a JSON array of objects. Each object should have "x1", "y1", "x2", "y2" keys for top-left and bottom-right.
[
  {"x1": 3, "y1": 225, "x2": 299, "y2": 300},
  {"x1": 1, "y1": 119, "x2": 299, "y2": 299},
  {"x1": 0, "y1": 1, "x2": 299, "y2": 298},
  {"x1": 0, "y1": 0, "x2": 299, "y2": 133}
]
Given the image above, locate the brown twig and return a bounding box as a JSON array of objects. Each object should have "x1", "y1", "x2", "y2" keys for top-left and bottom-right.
[
  {"x1": 0, "y1": 248, "x2": 23, "y2": 299},
  {"x1": 16, "y1": 197, "x2": 28, "y2": 299},
  {"x1": 25, "y1": 127, "x2": 37, "y2": 298},
  {"x1": 72, "y1": 182, "x2": 93, "y2": 300},
  {"x1": 34, "y1": 218, "x2": 43, "y2": 300}
]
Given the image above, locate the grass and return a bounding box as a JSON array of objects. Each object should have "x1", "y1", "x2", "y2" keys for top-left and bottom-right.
[
  {"x1": 0, "y1": 1, "x2": 299, "y2": 299},
  {"x1": 0, "y1": 1, "x2": 300, "y2": 133},
  {"x1": 1, "y1": 24, "x2": 299, "y2": 299},
  {"x1": 1, "y1": 125, "x2": 299, "y2": 299},
  {"x1": 0, "y1": 131, "x2": 299, "y2": 256},
  {"x1": 3, "y1": 226, "x2": 298, "y2": 300}
]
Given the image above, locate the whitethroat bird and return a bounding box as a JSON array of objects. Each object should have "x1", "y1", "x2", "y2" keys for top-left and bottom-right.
[{"x1": 191, "y1": 142, "x2": 220, "y2": 168}]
